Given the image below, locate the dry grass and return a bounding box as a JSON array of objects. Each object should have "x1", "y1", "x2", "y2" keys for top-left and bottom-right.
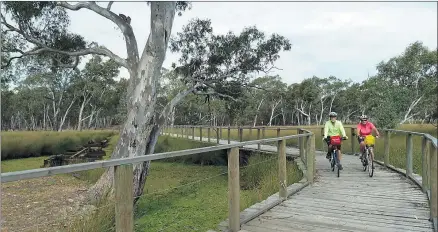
[{"x1": 1, "y1": 130, "x2": 117, "y2": 160}]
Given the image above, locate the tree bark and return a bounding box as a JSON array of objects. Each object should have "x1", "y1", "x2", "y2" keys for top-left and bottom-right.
[{"x1": 86, "y1": 2, "x2": 177, "y2": 204}]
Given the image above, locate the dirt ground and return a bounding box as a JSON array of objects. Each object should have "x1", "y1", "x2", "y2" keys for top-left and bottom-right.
[{"x1": 1, "y1": 175, "x2": 90, "y2": 232}]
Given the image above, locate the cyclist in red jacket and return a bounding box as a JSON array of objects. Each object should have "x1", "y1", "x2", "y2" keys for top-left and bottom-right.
[{"x1": 357, "y1": 115, "x2": 380, "y2": 162}]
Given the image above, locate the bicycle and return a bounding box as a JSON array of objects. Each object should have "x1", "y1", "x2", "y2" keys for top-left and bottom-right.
[
  {"x1": 325, "y1": 136, "x2": 347, "y2": 178},
  {"x1": 360, "y1": 135, "x2": 376, "y2": 177}
]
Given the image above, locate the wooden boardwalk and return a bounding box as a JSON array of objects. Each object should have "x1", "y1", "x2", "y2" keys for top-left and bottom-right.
[
  {"x1": 241, "y1": 152, "x2": 433, "y2": 232},
  {"x1": 168, "y1": 133, "x2": 433, "y2": 232}
]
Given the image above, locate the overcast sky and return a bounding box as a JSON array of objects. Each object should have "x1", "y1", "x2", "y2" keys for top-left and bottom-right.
[{"x1": 68, "y1": 1, "x2": 437, "y2": 84}]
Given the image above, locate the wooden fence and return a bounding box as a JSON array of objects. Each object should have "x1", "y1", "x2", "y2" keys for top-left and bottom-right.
[
  {"x1": 165, "y1": 125, "x2": 438, "y2": 231},
  {"x1": 2, "y1": 124, "x2": 436, "y2": 232},
  {"x1": 1, "y1": 128, "x2": 316, "y2": 232}
]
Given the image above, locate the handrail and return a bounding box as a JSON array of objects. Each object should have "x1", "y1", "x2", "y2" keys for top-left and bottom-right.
[
  {"x1": 0, "y1": 133, "x2": 312, "y2": 183},
  {"x1": 1, "y1": 127, "x2": 317, "y2": 232}
]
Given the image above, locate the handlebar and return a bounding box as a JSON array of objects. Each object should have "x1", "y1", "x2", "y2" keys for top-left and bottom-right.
[
  {"x1": 324, "y1": 136, "x2": 348, "y2": 141},
  {"x1": 358, "y1": 135, "x2": 380, "y2": 139}
]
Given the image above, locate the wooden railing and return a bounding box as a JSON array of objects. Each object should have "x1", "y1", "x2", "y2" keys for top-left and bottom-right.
[
  {"x1": 1, "y1": 129, "x2": 317, "y2": 232},
  {"x1": 166, "y1": 125, "x2": 438, "y2": 231}
]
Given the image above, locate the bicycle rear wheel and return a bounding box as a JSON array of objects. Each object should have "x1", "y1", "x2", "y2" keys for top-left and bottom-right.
[
  {"x1": 368, "y1": 149, "x2": 374, "y2": 177},
  {"x1": 362, "y1": 150, "x2": 368, "y2": 171},
  {"x1": 335, "y1": 150, "x2": 340, "y2": 177},
  {"x1": 331, "y1": 152, "x2": 335, "y2": 171}
]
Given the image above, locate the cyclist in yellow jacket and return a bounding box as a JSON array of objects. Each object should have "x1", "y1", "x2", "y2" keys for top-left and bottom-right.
[{"x1": 323, "y1": 112, "x2": 348, "y2": 170}]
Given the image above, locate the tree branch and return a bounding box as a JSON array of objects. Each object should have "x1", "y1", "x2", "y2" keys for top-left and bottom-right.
[
  {"x1": 1, "y1": 13, "x2": 129, "y2": 69},
  {"x1": 158, "y1": 84, "x2": 201, "y2": 125},
  {"x1": 193, "y1": 91, "x2": 238, "y2": 102},
  {"x1": 57, "y1": 1, "x2": 139, "y2": 66},
  {"x1": 107, "y1": 1, "x2": 114, "y2": 10}
]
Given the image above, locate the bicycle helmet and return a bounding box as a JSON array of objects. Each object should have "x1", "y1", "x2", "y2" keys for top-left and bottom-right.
[
  {"x1": 329, "y1": 112, "x2": 337, "y2": 117},
  {"x1": 360, "y1": 115, "x2": 368, "y2": 120}
]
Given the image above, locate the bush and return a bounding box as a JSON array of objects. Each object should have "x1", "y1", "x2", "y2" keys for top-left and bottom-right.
[{"x1": 1, "y1": 130, "x2": 117, "y2": 160}]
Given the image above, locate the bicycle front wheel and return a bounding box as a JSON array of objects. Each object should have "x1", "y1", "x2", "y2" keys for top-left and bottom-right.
[{"x1": 368, "y1": 149, "x2": 374, "y2": 177}]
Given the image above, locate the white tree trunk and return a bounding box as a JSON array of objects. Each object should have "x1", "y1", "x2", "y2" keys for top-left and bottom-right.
[
  {"x1": 400, "y1": 96, "x2": 423, "y2": 124},
  {"x1": 268, "y1": 99, "x2": 281, "y2": 126},
  {"x1": 318, "y1": 97, "x2": 325, "y2": 125},
  {"x1": 58, "y1": 97, "x2": 76, "y2": 131},
  {"x1": 87, "y1": 2, "x2": 177, "y2": 204},
  {"x1": 253, "y1": 98, "x2": 264, "y2": 127},
  {"x1": 77, "y1": 99, "x2": 87, "y2": 131}
]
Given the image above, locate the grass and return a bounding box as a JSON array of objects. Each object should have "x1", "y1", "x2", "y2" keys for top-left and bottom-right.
[
  {"x1": 166, "y1": 124, "x2": 437, "y2": 177},
  {"x1": 1, "y1": 130, "x2": 117, "y2": 160},
  {"x1": 62, "y1": 136, "x2": 303, "y2": 232},
  {"x1": 133, "y1": 154, "x2": 301, "y2": 232},
  {"x1": 5, "y1": 123, "x2": 434, "y2": 232}
]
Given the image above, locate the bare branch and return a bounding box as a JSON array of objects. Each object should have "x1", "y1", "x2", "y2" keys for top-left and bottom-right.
[
  {"x1": 158, "y1": 84, "x2": 201, "y2": 125},
  {"x1": 57, "y1": 1, "x2": 139, "y2": 65},
  {"x1": 193, "y1": 91, "x2": 238, "y2": 102},
  {"x1": 107, "y1": 1, "x2": 114, "y2": 10}
]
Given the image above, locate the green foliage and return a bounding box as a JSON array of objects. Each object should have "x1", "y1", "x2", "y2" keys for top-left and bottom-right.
[
  {"x1": 2, "y1": 1, "x2": 87, "y2": 69},
  {"x1": 168, "y1": 18, "x2": 291, "y2": 125},
  {"x1": 371, "y1": 98, "x2": 399, "y2": 129},
  {"x1": 1, "y1": 130, "x2": 117, "y2": 160}
]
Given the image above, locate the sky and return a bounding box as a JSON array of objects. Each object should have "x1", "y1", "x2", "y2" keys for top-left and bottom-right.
[{"x1": 67, "y1": 1, "x2": 438, "y2": 84}]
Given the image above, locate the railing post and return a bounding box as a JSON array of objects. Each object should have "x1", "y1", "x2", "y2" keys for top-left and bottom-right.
[
  {"x1": 227, "y1": 127, "x2": 231, "y2": 144},
  {"x1": 228, "y1": 147, "x2": 240, "y2": 232},
  {"x1": 262, "y1": 127, "x2": 266, "y2": 139},
  {"x1": 208, "y1": 127, "x2": 211, "y2": 143},
  {"x1": 216, "y1": 127, "x2": 220, "y2": 144},
  {"x1": 351, "y1": 128, "x2": 355, "y2": 155},
  {"x1": 422, "y1": 138, "x2": 430, "y2": 192},
  {"x1": 430, "y1": 143, "x2": 437, "y2": 229},
  {"x1": 306, "y1": 134, "x2": 315, "y2": 183},
  {"x1": 320, "y1": 127, "x2": 324, "y2": 152},
  {"x1": 278, "y1": 139, "x2": 287, "y2": 199},
  {"x1": 249, "y1": 127, "x2": 253, "y2": 138},
  {"x1": 220, "y1": 126, "x2": 223, "y2": 138},
  {"x1": 192, "y1": 126, "x2": 195, "y2": 140},
  {"x1": 239, "y1": 127, "x2": 243, "y2": 142},
  {"x1": 297, "y1": 129, "x2": 304, "y2": 163},
  {"x1": 257, "y1": 128, "x2": 261, "y2": 151},
  {"x1": 384, "y1": 130, "x2": 390, "y2": 167},
  {"x1": 277, "y1": 128, "x2": 281, "y2": 137},
  {"x1": 406, "y1": 133, "x2": 413, "y2": 177},
  {"x1": 114, "y1": 164, "x2": 133, "y2": 232},
  {"x1": 200, "y1": 127, "x2": 203, "y2": 142}
]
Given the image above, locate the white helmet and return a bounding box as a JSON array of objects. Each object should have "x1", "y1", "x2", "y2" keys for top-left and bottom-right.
[{"x1": 329, "y1": 112, "x2": 337, "y2": 117}]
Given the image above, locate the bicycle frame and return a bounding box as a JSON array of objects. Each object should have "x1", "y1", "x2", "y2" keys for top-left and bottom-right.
[
  {"x1": 330, "y1": 143, "x2": 341, "y2": 177},
  {"x1": 362, "y1": 142, "x2": 375, "y2": 177},
  {"x1": 331, "y1": 147, "x2": 339, "y2": 165}
]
